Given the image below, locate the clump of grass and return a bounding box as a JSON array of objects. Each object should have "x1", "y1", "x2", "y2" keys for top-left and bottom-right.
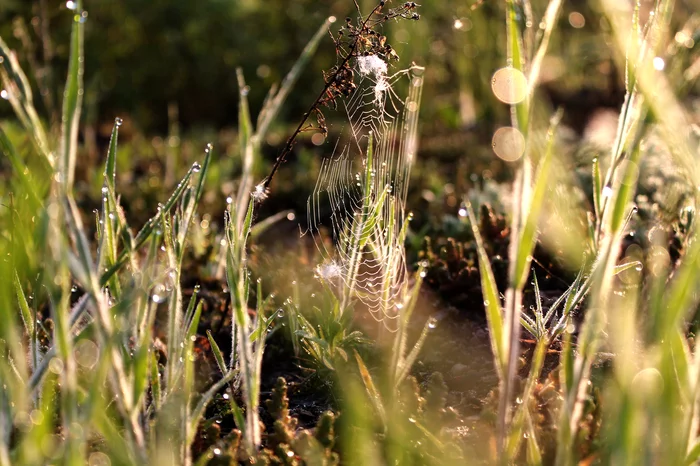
[
  {"x1": 0, "y1": 2, "x2": 334, "y2": 464},
  {"x1": 462, "y1": 0, "x2": 700, "y2": 463}
]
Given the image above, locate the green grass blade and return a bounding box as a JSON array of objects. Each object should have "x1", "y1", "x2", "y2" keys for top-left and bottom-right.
[
  {"x1": 506, "y1": 0, "x2": 528, "y2": 131},
  {"x1": 660, "y1": 225, "x2": 700, "y2": 337},
  {"x1": 592, "y1": 157, "x2": 602, "y2": 230},
  {"x1": 104, "y1": 118, "x2": 120, "y2": 189},
  {"x1": 59, "y1": 1, "x2": 84, "y2": 191},
  {"x1": 395, "y1": 317, "x2": 431, "y2": 387},
  {"x1": 0, "y1": 35, "x2": 52, "y2": 165},
  {"x1": 13, "y1": 271, "x2": 33, "y2": 339},
  {"x1": 354, "y1": 350, "x2": 386, "y2": 425},
  {"x1": 187, "y1": 370, "x2": 237, "y2": 444},
  {"x1": 255, "y1": 16, "x2": 336, "y2": 139},
  {"x1": 186, "y1": 301, "x2": 203, "y2": 341},
  {"x1": 235, "y1": 70, "x2": 255, "y2": 229},
  {"x1": 527, "y1": 0, "x2": 563, "y2": 96},
  {"x1": 506, "y1": 337, "x2": 547, "y2": 461},
  {"x1": 206, "y1": 330, "x2": 227, "y2": 376},
  {"x1": 465, "y1": 203, "x2": 506, "y2": 376},
  {"x1": 514, "y1": 110, "x2": 562, "y2": 289},
  {"x1": 249, "y1": 209, "x2": 294, "y2": 239}
]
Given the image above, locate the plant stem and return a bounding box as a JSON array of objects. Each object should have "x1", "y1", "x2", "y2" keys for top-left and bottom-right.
[{"x1": 261, "y1": 3, "x2": 384, "y2": 191}]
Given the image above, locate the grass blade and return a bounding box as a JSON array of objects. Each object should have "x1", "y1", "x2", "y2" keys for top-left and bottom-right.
[
  {"x1": 354, "y1": 350, "x2": 386, "y2": 425},
  {"x1": 513, "y1": 110, "x2": 562, "y2": 289},
  {"x1": 255, "y1": 17, "x2": 336, "y2": 140},
  {"x1": 59, "y1": 1, "x2": 84, "y2": 191},
  {"x1": 465, "y1": 203, "x2": 505, "y2": 375}
]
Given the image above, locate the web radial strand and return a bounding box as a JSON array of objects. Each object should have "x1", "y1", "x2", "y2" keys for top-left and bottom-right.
[{"x1": 306, "y1": 61, "x2": 425, "y2": 330}]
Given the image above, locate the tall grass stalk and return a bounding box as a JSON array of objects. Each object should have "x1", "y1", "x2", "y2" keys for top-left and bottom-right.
[
  {"x1": 474, "y1": 0, "x2": 564, "y2": 457},
  {"x1": 0, "y1": 3, "x2": 237, "y2": 464}
]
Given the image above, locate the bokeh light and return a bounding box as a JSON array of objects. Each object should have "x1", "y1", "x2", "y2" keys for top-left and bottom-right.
[
  {"x1": 492, "y1": 126, "x2": 525, "y2": 161},
  {"x1": 491, "y1": 67, "x2": 528, "y2": 105},
  {"x1": 568, "y1": 12, "x2": 585, "y2": 28}
]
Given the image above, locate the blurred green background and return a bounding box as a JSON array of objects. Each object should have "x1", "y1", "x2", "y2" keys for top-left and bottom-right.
[{"x1": 0, "y1": 0, "x2": 638, "y2": 137}]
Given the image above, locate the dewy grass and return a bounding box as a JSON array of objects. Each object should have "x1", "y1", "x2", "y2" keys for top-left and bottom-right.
[
  {"x1": 2, "y1": 0, "x2": 700, "y2": 464},
  {"x1": 0, "y1": 1, "x2": 271, "y2": 463}
]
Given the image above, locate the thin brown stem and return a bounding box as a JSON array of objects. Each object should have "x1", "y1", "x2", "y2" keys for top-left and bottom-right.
[{"x1": 261, "y1": 2, "x2": 385, "y2": 191}]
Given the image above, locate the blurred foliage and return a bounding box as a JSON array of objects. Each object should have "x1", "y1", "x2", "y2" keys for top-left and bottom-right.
[{"x1": 5, "y1": 0, "x2": 696, "y2": 138}]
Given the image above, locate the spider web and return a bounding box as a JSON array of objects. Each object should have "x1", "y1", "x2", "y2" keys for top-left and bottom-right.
[{"x1": 306, "y1": 59, "x2": 424, "y2": 330}]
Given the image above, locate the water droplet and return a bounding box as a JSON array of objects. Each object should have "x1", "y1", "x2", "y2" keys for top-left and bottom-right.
[
  {"x1": 114, "y1": 117, "x2": 123, "y2": 127},
  {"x1": 152, "y1": 284, "x2": 167, "y2": 303},
  {"x1": 483, "y1": 300, "x2": 490, "y2": 306},
  {"x1": 427, "y1": 317, "x2": 438, "y2": 329},
  {"x1": 408, "y1": 417, "x2": 416, "y2": 423},
  {"x1": 49, "y1": 358, "x2": 64, "y2": 375},
  {"x1": 277, "y1": 309, "x2": 285, "y2": 318},
  {"x1": 205, "y1": 143, "x2": 213, "y2": 153},
  {"x1": 602, "y1": 185, "x2": 613, "y2": 199},
  {"x1": 635, "y1": 263, "x2": 643, "y2": 272},
  {"x1": 458, "y1": 207, "x2": 467, "y2": 217},
  {"x1": 192, "y1": 162, "x2": 201, "y2": 173},
  {"x1": 516, "y1": 397, "x2": 523, "y2": 404}
]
